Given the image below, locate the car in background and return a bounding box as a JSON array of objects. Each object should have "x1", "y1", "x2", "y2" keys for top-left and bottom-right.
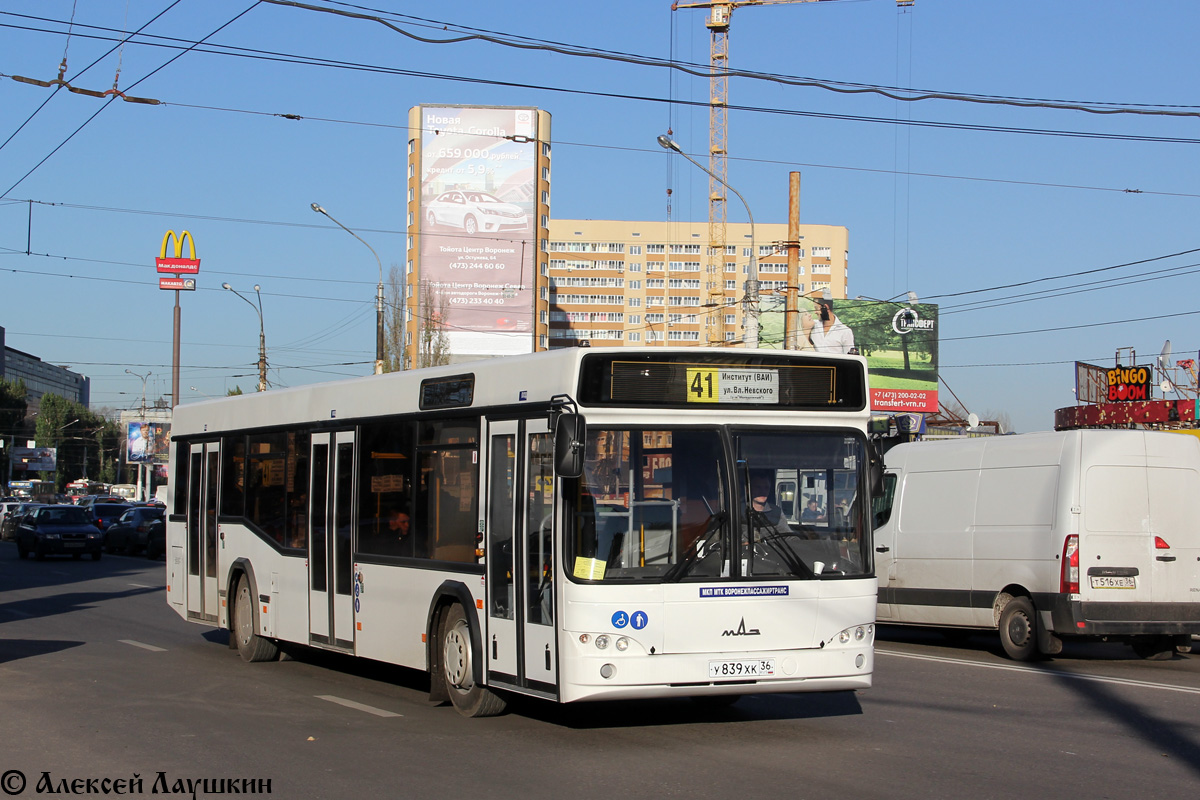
[
  {"x1": 1, "y1": 503, "x2": 44, "y2": 541},
  {"x1": 424, "y1": 190, "x2": 528, "y2": 235},
  {"x1": 16, "y1": 504, "x2": 103, "y2": 560},
  {"x1": 0, "y1": 500, "x2": 24, "y2": 531},
  {"x1": 104, "y1": 506, "x2": 166, "y2": 555},
  {"x1": 144, "y1": 518, "x2": 166, "y2": 560},
  {"x1": 89, "y1": 502, "x2": 133, "y2": 534},
  {"x1": 78, "y1": 495, "x2": 124, "y2": 508}
]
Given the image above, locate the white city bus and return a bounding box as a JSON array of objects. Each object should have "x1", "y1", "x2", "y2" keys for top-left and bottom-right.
[{"x1": 165, "y1": 347, "x2": 880, "y2": 716}]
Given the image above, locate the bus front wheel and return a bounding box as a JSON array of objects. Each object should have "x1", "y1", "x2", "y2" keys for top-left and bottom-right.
[
  {"x1": 440, "y1": 603, "x2": 507, "y2": 718},
  {"x1": 234, "y1": 576, "x2": 279, "y2": 663}
]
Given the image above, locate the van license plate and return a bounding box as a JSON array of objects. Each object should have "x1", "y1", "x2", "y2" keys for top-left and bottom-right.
[
  {"x1": 708, "y1": 659, "x2": 775, "y2": 679},
  {"x1": 1090, "y1": 575, "x2": 1135, "y2": 589}
]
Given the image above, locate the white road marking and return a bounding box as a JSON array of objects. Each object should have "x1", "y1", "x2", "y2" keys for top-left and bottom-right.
[
  {"x1": 127, "y1": 583, "x2": 154, "y2": 588},
  {"x1": 120, "y1": 639, "x2": 167, "y2": 652},
  {"x1": 2, "y1": 608, "x2": 33, "y2": 618},
  {"x1": 316, "y1": 695, "x2": 402, "y2": 717},
  {"x1": 876, "y1": 647, "x2": 1200, "y2": 695}
]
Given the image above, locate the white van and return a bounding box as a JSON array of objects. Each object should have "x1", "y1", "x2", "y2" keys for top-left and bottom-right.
[{"x1": 872, "y1": 429, "x2": 1200, "y2": 660}]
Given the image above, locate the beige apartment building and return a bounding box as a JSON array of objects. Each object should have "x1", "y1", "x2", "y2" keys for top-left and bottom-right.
[{"x1": 546, "y1": 219, "x2": 849, "y2": 348}]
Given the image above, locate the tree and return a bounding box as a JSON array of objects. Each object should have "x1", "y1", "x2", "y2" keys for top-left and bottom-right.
[
  {"x1": 227, "y1": 386, "x2": 244, "y2": 396},
  {"x1": 0, "y1": 377, "x2": 28, "y2": 437},
  {"x1": 32, "y1": 393, "x2": 119, "y2": 492},
  {"x1": 385, "y1": 263, "x2": 406, "y2": 372},
  {"x1": 417, "y1": 280, "x2": 452, "y2": 369}
]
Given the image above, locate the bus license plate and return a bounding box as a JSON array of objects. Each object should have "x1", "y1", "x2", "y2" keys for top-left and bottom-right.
[
  {"x1": 708, "y1": 659, "x2": 775, "y2": 679},
  {"x1": 1090, "y1": 575, "x2": 1135, "y2": 589}
]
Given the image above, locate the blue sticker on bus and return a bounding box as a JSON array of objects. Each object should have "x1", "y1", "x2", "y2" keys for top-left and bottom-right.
[
  {"x1": 699, "y1": 586, "x2": 789, "y2": 598},
  {"x1": 611, "y1": 611, "x2": 629, "y2": 629},
  {"x1": 630, "y1": 610, "x2": 648, "y2": 630}
]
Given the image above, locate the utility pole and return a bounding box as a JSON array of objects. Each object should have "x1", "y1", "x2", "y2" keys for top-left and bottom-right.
[{"x1": 784, "y1": 172, "x2": 801, "y2": 349}]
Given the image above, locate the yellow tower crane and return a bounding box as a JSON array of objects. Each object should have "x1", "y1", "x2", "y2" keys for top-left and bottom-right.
[{"x1": 671, "y1": 0, "x2": 913, "y2": 343}]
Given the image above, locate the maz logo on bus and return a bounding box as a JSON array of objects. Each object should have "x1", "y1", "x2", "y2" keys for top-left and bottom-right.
[{"x1": 722, "y1": 618, "x2": 761, "y2": 636}]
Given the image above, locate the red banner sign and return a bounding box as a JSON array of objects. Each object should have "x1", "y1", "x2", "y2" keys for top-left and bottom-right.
[{"x1": 870, "y1": 388, "x2": 938, "y2": 413}]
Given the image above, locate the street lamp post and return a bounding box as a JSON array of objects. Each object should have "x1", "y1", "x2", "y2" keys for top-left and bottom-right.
[
  {"x1": 222, "y1": 283, "x2": 268, "y2": 392},
  {"x1": 125, "y1": 368, "x2": 150, "y2": 501},
  {"x1": 657, "y1": 134, "x2": 758, "y2": 348},
  {"x1": 310, "y1": 203, "x2": 385, "y2": 375}
]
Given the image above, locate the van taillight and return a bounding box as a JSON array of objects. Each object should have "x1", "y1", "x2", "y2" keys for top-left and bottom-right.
[
  {"x1": 1061, "y1": 534, "x2": 1079, "y2": 594},
  {"x1": 1154, "y1": 536, "x2": 1171, "y2": 550}
]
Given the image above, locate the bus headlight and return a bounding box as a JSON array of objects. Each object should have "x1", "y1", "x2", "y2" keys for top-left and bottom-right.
[
  {"x1": 595, "y1": 634, "x2": 610, "y2": 650},
  {"x1": 615, "y1": 637, "x2": 629, "y2": 652},
  {"x1": 834, "y1": 625, "x2": 874, "y2": 646}
]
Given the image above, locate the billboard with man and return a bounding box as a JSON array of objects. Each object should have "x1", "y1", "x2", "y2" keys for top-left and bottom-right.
[
  {"x1": 760, "y1": 296, "x2": 939, "y2": 413},
  {"x1": 126, "y1": 421, "x2": 171, "y2": 465},
  {"x1": 418, "y1": 105, "x2": 539, "y2": 356}
]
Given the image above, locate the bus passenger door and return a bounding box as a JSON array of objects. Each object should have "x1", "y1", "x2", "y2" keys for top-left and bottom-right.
[
  {"x1": 185, "y1": 441, "x2": 220, "y2": 623},
  {"x1": 308, "y1": 431, "x2": 357, "y2": 651},
  {"x1": 521, "y1": 419, "x2": 557, "y2": 696},
  {"x1": 485, "y1": 418, "x2": 558, "y2": 698},
  {"x1": 486, "y1": 422, "x2": 519, "y2": 681}
]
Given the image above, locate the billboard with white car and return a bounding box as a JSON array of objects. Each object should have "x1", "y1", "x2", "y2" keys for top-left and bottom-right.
[{"x1": 418, "y1": 105, "x2": 539, "y2": 356}]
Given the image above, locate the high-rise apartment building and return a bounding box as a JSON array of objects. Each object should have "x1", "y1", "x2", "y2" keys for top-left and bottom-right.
[{"x1": 546, "y1": 220, "x2": 848, "y2": 347}]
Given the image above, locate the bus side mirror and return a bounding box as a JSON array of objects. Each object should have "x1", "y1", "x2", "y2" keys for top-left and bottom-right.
[{"x1": 554, "y1": 413, "x2": 586, "y2": 479}]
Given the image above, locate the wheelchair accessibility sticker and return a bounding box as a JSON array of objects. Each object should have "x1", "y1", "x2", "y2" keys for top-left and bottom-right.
[{"x1": 611, "y1": 610, "x2": 649, "y2": 630}]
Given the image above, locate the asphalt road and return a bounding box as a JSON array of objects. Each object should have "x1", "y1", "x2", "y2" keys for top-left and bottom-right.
[{"x1": 1, "y1": 541, "x2": 1198, "y2": 799}]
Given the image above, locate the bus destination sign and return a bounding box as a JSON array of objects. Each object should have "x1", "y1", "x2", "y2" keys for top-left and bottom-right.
[{"x1": 686, "y1": 368, "x2": 779, "y2": 404}]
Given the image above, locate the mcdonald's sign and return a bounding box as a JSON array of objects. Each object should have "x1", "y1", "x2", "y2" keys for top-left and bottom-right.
[{"x1": 155, "y1": 230, "x2": 201, "y2": 274}]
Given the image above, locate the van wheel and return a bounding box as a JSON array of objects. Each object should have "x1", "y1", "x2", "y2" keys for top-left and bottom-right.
[
  {"x1": 998, "y1": 596, "x2": 1038, "y2": 661},
  {"x1": 234, "y1": 576, "x2": 279, "y2": 663},
  {"x1": 440, "y1": 603, "x2": 507, "y2": 717},
  {"x1": 1131, "y1": 635, "x2": 1175, "y2": 661}
]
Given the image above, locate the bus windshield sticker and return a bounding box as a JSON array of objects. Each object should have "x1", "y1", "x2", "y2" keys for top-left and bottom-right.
[
  {"x1": 686, "y1": 367, "x2": 779, "y2": 405},
  {"x1": 573, "y1": 556, "x2": 607, "y2": 580},
  {"x1": 699, "y1": 586, "x2": 790, "y2": 598}
]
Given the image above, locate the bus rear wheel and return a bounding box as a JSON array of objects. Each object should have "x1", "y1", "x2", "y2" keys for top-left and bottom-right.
[
  {"x1": 440, "y1": 603, "x2": 506, "y2": 718},
  {"x1": 234, "y1": 576, "x2": 279, "y2": 663}
]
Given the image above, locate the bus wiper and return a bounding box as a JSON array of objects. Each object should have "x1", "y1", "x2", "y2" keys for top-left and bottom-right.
[
  {"x1": 665, "y1": 510, "x2": 726, "y2": 583},
  {"x1": 750, "y1": 519, "x2": 814, "y2": 579}
]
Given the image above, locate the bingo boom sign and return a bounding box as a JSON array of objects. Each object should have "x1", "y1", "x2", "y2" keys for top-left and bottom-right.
[{"x1": 1106, "y1": 366, "x2": 1152, "y2": 402}]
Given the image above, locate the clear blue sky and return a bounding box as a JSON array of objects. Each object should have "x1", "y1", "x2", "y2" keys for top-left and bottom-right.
[{"x1": 3, "y1": 0, "x2": 1198, "y2": 432}]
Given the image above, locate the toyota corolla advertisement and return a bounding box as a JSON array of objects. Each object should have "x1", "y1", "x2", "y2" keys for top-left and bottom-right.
[{"x1": 418, "y1": 105, "x2": 538, "y2": 356}]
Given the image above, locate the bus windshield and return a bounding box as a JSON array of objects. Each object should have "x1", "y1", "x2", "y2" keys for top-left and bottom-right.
[{"x1": 566, "y1": 427, "x2": 871, "y2": 583}]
